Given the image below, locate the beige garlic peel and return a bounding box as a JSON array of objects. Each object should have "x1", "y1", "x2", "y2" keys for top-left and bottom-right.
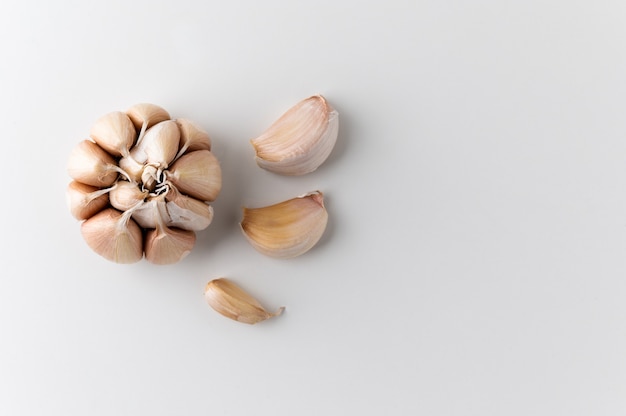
[
  {"x1": 66, "y1": 103, "x2": 221, "y2": 264},
  {"x1": 250, "y1": 95, "x2": 338, "y2": 175},
  {"x1": 240, "y1": 191, "x2": 328, "y2": 259},
  {"x1": 204, "y1": 278, "x2": 285, "y2": 324}
]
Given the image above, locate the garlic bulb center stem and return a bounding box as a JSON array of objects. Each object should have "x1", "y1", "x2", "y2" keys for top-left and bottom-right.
[{"x1": 141, "y1": 165, "x2": 168, "y2": 194}]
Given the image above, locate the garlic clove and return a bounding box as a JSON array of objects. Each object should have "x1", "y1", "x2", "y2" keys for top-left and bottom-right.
[
  {"x1": 67, "y1": 140, "x2": 121, "y2": 187},
  {"x1": 118, "y1": 155, "x2": 144, "y2": 183},
  {"x1": 89, "y1": 111, "x2": 137, "y2": 158},
  {"x1": 131, "y1": 196, "x2": 166, "y2": 229},
  {"x1": 144, "y1": 226, "x2": 196, "y2": 265},
  {"x1": 81, "y1": 208, "x2": 143, "y2": 264},
  {"x1": 250, "y1": 95, "x2": 338, "y2": 175},
  {"x1": 175, "y1": 118, "x2": 211, "y2": 160},
  {"x1": 240, "y1": 191, "x2": 328, "y2": 259},
  {"x1": 130, "y1": 120, "x2": 180, "y2": 168},
  {"x1": 144, "y1": 201, "x2": 196, "y2": 264},
  {"x1": 66, "y1": 181, "x2": 110, "y2": 220},
  {"x1": 165, "y1": 185, "x2": 214, "y2": 231},
  {"x1": 126, "y1": 103, "x2": 170, "y2": 133},
  {"x1": 109, "y1": 181, "x2": 147, "y2": 212},
  {"x1": 204, "y1": 278, "x2": 284, "y2": 325},
  {"x1": 167, "y1": 150, "x2": 222, "y2": 202}
]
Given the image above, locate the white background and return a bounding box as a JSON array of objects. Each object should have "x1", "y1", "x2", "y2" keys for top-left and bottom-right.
[{"x1": 1, "y1": 0, "x2": 625, "y2": 414}]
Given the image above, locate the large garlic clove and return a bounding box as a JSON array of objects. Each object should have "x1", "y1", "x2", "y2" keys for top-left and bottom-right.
[
  {"x1": 144, "y1": 201, "x2": 196, "y2": 264},
  {"x1": 66, "y1": 181, "x2": 110, "y2": 220},
  {"x1": 165, "y1": 185, "x2": 214, "y2": 231},
  {"x1": 81, "y1": 208, "x2": 143, "y2": 264},
  {"x1": 67, "y1": 140, "x2": 122, "y2": 187},
  {"x1": 109, "y1": 181, "x2": 147, "y2": 212},
  {"x1": 126, "y1": 103, "x2": 170, "y2": 139},
  {"x1": 240, "y1": 191, "x2": 328, "y2": 259},
  {"x1": 174, "y1": 118, "x2": 211, "y2": 161},
  {"x1": 89, "y1": 111, "x2": 137, "y2": 158},
  {"x1": 167, "y1": 150, "x2": 222, "y2": 202},
  {"x1": 144, "y1": 226, "x2": 196, "y2": 264},
  {"x1": 130, "y1": 120, "x2": 180, "y2": 168},
  {"x1": 250, "y1": 95, "x2": 338, "y2": 175},
  {"x1": 204, "y1": 278, "x2": 284, "y2": 325}
]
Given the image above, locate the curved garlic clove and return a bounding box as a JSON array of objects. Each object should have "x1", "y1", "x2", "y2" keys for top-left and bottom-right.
[
  {"x1": 67, "y1": 140, "x2": 122, "y2": 187},
  {"x1": 126, "y1": 103, "x2": 170, "y2": 134},
  {"x1": 250, "y1": 95, "x2": 338, "y2": 175},
  {"x1": 144, "y1": 201, "x2": 196, "y2": 264},
  {"x1": 109, "y1": 181, "x2": 147, "y2": 212},
  {"x1": 204, "y1": 278, "x2": 284, "y2": 325},
  {"x1": 66, "y1": 181, "x2": 110, "y2": 220},
  {"x1": 240, "y1": 191, "x2": 328, "y2": 259},
  {"x1": 167, "y1": 150, "x2": 222, "y2": 202},
  {"x1": 164, "y1": 185, "x2": 214, "y2": 231},
  {"x1": 81, "y1": 208, "x2": 143, "y2": 264},
  {"x1": 89, "y1": 111, "x2": 137, "y2": 158},
  {"x1": 130, "y1": 120, "x2": 180, "y2": 168},
  {"x1": 174, "y1": 118, "x2": 211, "y2": 160}
]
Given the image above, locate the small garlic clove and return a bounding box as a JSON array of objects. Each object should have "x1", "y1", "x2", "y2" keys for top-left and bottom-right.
[
  {"x1": 240, "y1": 191, "x2": 328, "y2": 259},
  {"x1": 165, "y1": 185, "x2": 214, "y2": 231},
  {"x1": 175, "y1": 118, "x2": 211, "y2": 158},
  {"x1": 81, "y1": 208, "x2": 143, "y2": 264},
  {"x1": 66, "y1": 181, "x2": 110, "y2": 220},
  {"x1": 67, "y1": 140, "x2": 121, "y2": 187},
  {"x1": 89, "y1": 111, "x2": 137, "y2": 158},
  {"x1": 126, "y1": 103, "x2": 170, "y2": 132},
  {"x1": 250, "y1": 95, "x2": 338, "y2": 175},
  {"x1": 204, "y1": 278, "x2": 284, "y2": 325},
  {"x1": 144, "y1": 201, "x2": 196, "y2": 264},
  {"x1": 109, "y1": 181, "x2": 147, "y2": 212},
  {"x1": 118, "y1": 155, "x2": 144, "y2": 183},
  {"x1": 167, "y1": 150, "x2": 222, "y2": 202},
  {"x1": 131, "y1": 196, "x2": 166, "y2": 229},
  {"x1": 130, "y1": 120, "x2": 180, "y2": 168}
]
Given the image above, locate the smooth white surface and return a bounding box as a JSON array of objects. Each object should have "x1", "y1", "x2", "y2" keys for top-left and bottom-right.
[{"x1": 1, "y1": 0, "x2": 626, "y2": 414}]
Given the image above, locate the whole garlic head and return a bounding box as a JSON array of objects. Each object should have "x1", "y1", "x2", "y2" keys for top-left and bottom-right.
[{"x1": 67, "y1": 103, "x2": 222, "y2": 264}]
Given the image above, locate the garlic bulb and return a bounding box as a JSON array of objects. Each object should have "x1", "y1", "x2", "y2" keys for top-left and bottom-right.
[
  {"x1": 67, "y1": 104, "x2": 221, "y2": 264},
  {"x1": 204, "y1": 278, "x2": 285, "y2": 324},
  {"x1": 240, "y1": 191, "x2": 328, "y2": 258},
  {"x1": 250, "y1": 95, "x2": 338, "y2": 175}
]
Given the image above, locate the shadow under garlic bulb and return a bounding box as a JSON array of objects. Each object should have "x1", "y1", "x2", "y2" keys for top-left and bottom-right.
[{"x1": 66, "y1": 103, "x2": 221, "y2": 264}]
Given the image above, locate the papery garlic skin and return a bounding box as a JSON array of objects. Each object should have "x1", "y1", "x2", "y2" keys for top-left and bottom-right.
[
  {"x1": 251, "y1": 95, "x2": 338, "y2": 175},
  {"x1": 204, "y1": 278, "x2": 284, "y2": 324},
  {"x1": 67, "y1": 104, "x2": 221, "y2": 264},
  {"x1": 240, "y1": 191, "x2": 328, "y2": 259}
]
